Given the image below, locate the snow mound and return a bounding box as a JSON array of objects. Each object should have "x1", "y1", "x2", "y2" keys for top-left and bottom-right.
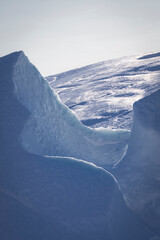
[
  {"x1": 0, "y1": 154, "x2": 153, "y2": 240},
  {"x1": 114, "y1": 89, "x2": 160, "y2": 234}
]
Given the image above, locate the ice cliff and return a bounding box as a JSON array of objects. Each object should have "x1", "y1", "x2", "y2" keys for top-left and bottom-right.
[{"x1": 12, "y1": 51, "x2": 130, "y2": 167}]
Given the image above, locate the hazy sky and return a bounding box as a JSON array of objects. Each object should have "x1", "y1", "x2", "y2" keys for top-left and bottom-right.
[{"x1": 0, "y1": 0, "x2": 160, "y2": 76}]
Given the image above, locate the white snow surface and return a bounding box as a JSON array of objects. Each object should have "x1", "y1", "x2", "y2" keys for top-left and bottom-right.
[
  {"x1": 46, "y1": 52, "x2": 160, "y2": 129},
  {"x1": 13, "y1": 52, "x2": 130, "y2": 166}
]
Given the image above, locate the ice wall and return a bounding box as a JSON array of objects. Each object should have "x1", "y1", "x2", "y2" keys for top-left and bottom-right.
[{"x1": 13, "y1": 51, "x2": 130, "y2": 166}]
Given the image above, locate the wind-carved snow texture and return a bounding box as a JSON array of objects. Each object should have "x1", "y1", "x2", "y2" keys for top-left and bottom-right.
[
  {"x1": 0, "y1": 51, "x2": 155, "y2": 240},
  {"x1": 47, "y1": 52, "x2": 160, "y2": 129},
  {"x1": 13, "y1": 52, "x2": 130, "y2": 167},
  {"x1": 114, "y1": 89, "x2": 160, "y2": 235}
]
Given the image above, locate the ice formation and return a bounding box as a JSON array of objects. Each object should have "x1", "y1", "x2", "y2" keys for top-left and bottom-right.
[
  {"x1": 13, "y1": 52, "x2": 130, "y2": 167},
  {"x1": 0, "y1": 51, "x2": 159, "y2": 239}
]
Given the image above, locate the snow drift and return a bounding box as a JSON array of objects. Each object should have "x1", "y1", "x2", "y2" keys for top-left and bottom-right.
[{"x1": 114, "y1": 89, "x2": 160, "y2": 234}]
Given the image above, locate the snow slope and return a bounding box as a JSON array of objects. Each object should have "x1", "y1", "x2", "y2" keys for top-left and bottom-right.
[
  {"x1": 46, "y1": 52, "x2": 160, "y2": 129},
  {"x1": 114, "y1": 89, "x2": 160, "y2": 234},
  {"x1": 0, "y1": 51, "x2": 154, "y2": 240},
  {"x1": 12, "y1": 52, "x2": 130, "y2": 167}
]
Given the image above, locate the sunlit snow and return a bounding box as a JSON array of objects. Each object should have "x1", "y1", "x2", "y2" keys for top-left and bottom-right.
[{"x1": 47, "y1": 53, "x2": 160, "y2": 129}]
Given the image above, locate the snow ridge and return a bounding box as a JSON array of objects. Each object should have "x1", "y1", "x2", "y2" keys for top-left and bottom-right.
[{"x1": 13, "y1": 52, "x2": 130, "y2": 166}]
